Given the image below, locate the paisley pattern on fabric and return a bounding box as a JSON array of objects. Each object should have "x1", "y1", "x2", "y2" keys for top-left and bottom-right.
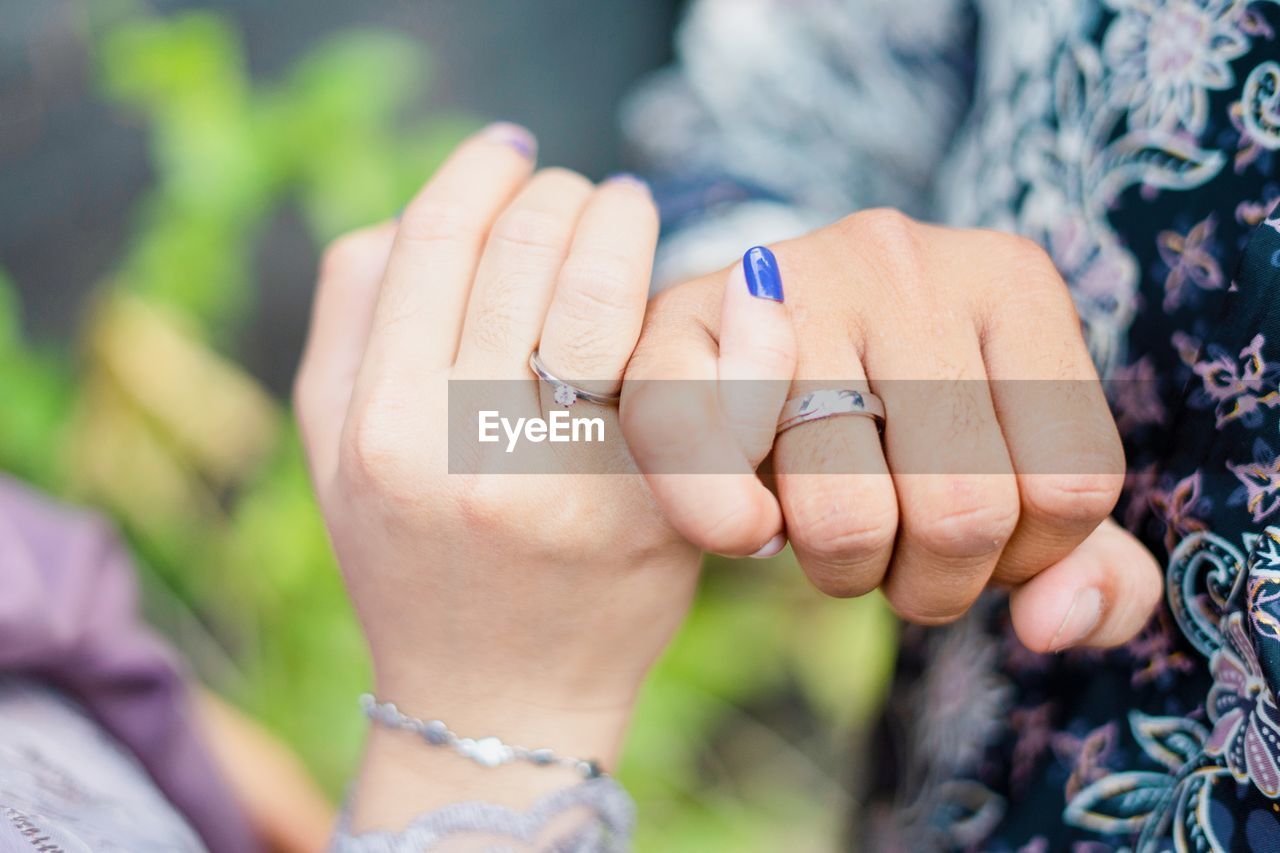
[{"x1": 629, "y1": 0, "x2": 1280, "y2": 848}]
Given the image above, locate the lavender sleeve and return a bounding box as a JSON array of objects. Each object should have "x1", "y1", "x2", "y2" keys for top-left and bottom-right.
[{"x1": 0, "y1": 475, "x2": 259, "y2": 853}]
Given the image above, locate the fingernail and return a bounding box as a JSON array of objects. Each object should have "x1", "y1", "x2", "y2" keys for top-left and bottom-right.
[
  {"x1": 481, "y1": 121, "x2": 537, "y2": 159},
  {"x1": 604, "y1": 172, "x2": 650, "y2": 194},
  {"x1": 1050, "y1": 587, "x2": 1103, "y2": 651},
  {"x1": 743, "y1": 245, "x2": 784, "y2": 302},
  {"x1": 750, "y1": 534, "x2": 787, "y2": 559}
]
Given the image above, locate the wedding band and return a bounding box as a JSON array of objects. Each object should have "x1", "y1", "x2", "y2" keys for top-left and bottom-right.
[
  {"x1": 777, "y1": 389, "x2": 885, "y2": 434},
  {"x1": 528, "y1": 351, "x2": 621, "y2": 408}
]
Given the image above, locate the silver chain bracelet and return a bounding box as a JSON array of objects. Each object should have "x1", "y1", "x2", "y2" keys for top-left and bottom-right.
[{"x1": 360, "y1": 694, "x2": 605, "y2": 780}]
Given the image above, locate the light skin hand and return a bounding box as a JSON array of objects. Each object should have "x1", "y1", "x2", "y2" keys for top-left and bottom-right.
[
  {"x1": 294, "y1": 126, "x2": 703, "y2": 830},
  {"x1": 622, "y1": 210, "x2": 1162, "y2": 652},
  {"x1": 295, "y1": 151, "x2": 1160, "y2": 836}
]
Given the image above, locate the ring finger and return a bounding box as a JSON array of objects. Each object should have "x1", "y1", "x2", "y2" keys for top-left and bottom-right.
[
  {"x1": 774, "y1": 326, "x2": 898, "y2": 597},
  {"x1": 453, "y1": 168, "x2": 595, "y2": 378},
  {"x1": 536, "y1": 176, "x2": 659, "y2": 392}
]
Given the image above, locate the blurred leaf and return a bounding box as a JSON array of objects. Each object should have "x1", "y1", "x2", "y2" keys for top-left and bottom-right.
[
  {"x1": 117, "y1": 210, "x2": 254, "y2": 330},
  {"x1": 87, "y1": 294, "x2": 278, "y2": 483},
  {"x1": 283, "y1": 29, "x2": 430, "y2": 130},
  {"x1": 97, "y1": 12, "x2": 248, "y2": 109},
  {"x1": 789, "y1": 592, "x2": 898, "y2": 729}
]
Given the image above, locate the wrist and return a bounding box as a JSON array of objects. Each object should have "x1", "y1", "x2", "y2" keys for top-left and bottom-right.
[
  {"x1": 366, "y1": 682, "x2": 634, "y2": 766},
  {"x1": 348, "y1": 692, "x2": 633, "y2": 833}
]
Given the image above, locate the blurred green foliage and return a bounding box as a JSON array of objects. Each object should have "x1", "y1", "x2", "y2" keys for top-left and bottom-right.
[{"x1": 0, "y1": 6, "x2": 897, "y2": 850}]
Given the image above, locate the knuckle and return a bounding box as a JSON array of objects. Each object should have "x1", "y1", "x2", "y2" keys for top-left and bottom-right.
[
  {"x1": 836, "y1": 208, "x2": 927, "y2": 297},
  {"x1": 909, "y1": 478, "x2": 1020, "y2": 559},
  {"x1": 1020, "y1": 472, "x2": 1123, "y2": 527},
  {"x1": 625, "y1": 278, "x2": 719, "y2": 378},
  {"x1": 398, "y1": 200, "x2": 475, "y2": 247},
  {"x1": 1003, "y1": 232, "x2": 1057, "y2": 272},
  {"x1": 466, "y1": 303, "x2": 522, "y2": 355},
  {"x1": 639, "y1": 279, "x2": 720, "y2": 340},
  {"x1": 538, "y1": 166, "x2": 594, "y2": 193},
  {"x1": 450, "y1": 485, "x2": 499, "y2": 536},
  {"x1": 488, "y1": 207, "x2": 572, "y2": 258},
  {"x1": 551, "y1": 324, "x2": 619, "y2": 375},
  {"x1": 993, "y1": 232, "x2": 1069, "y2": 295},
  {"x1": 339, "y1": 394, "x2": 415, "y2": 499},
  {"x1": 451, "y1": 477, "x2": 529, "y2": 536},
  {"x1": 787, "y1": 487, "x2": 898, "y2": 566},
  {"x1": 802, "y1": 560, "x2": 883, "y2": 599},
  {"x1": 319, "y1": 230, "x2": 383, "y2": 282},
  {"x1": 466, "y1": 271, "x2": 542, "y2": 354},
  {"x1": 638, "y1": 295, "x2": 698, "y2": 344},
  {"x1": 886, "y1": 592, "x2": 970, "y2": 626},
  {"x1": 559, "y1": 253, "x2": 642, "y2": 317},
  {"x1": 839, "y1": 208, "x2": 920, "y2": 255}
]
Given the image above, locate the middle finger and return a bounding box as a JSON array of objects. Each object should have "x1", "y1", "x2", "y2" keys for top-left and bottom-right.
[{"x1": 864, "y1": 309, "x2": 1020, "y2": 624}]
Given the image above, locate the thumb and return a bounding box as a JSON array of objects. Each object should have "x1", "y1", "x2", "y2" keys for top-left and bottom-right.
[
  {"x1": 1009, "y1": 517, "x2": 1163, "y2": 653},
  {"x1": 716, "y1": 246, "x2": 797, "y2": 558},
  {"x1": 718, "y1": 245, "x2": 797, "y2": 467}
]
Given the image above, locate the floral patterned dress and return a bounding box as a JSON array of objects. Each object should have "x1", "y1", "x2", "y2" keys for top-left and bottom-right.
[{"x1": 627, "y1": 0, "x2": 1280, "y2": 849}]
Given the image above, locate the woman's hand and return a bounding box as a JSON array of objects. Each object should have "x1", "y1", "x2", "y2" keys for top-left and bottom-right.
[
  {"x1": 622, "y1": 210, "x2": 1162, "y2": 653},
  {"x1": 293, "y1": 124, "x2": 699, "y2": 829}
]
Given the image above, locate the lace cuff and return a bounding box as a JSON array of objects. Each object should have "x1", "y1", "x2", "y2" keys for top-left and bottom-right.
[{"x1": 329, "y1": 776, "x2": 634, "y2": 852}]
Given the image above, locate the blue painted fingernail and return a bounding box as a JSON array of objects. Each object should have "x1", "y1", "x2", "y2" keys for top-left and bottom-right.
[
  {"x1": 743, "y1": 245, "x2": 784, "y2": 302},
  {"x1": 482, "y1": 121, "x2": 537, "y2": 159}
]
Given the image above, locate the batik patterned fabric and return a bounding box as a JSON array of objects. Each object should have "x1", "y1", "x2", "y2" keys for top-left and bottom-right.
[{"x1": 628, "y1": 0, "x2": 1280, "y2": 849}]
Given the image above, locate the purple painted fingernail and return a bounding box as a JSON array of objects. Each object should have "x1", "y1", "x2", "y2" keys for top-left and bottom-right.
[
  {"x1": 482, "y1": 121, "x2": 537, "y2": 159},
  {"x1": 604, "y1": 173, "x2": 650, "y2": 194}
]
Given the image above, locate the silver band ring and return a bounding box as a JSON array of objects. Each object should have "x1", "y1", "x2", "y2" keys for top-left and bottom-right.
[
  {"x1": 777, "y1": 389, "x2": 885, "y2": 434},
  {"x1": 528, "y1": 351, "x2": 621, "y2": 408}
]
